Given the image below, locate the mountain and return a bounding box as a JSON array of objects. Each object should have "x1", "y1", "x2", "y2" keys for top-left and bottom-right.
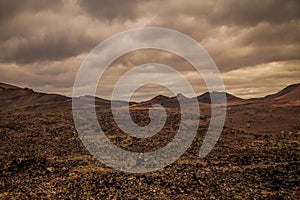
[
  {"x1": 0, "y1": 83, "x2": 70, "y2": 112},
  {"x1": 148, "y1": 94, "x2": 170, "y2": 104},
  {"x1": 0, "y1": 82, "x2": 21, "y2": 90},
  {"x1": 196, "y1": 91, "x2": 243, "y2": 104},
  {"x1": 131, "y1": 93, "x2": 197, "y2": 109},
  {"x1": 0, "y1": 83, "x2": 134, "y2": 112},
  {"x1": 75, "y1": 95, "x2": 132, "y2": 110},
  {"x1": 264, "y1": 83, "x2": 300, "y2": 102},
  {"x1": 131, "y1": 92, "x2": 232, "y2": 109},
  {"x1": 129, "y1": 94, "x2": 170, "y2": 109}
]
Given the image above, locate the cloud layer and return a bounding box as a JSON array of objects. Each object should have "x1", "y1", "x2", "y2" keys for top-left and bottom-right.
[{"x1": 0, "y1": 0, "x2": 299, "y2": 100}]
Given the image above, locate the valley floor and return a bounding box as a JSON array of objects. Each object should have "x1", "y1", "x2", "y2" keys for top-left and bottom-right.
[{"x1": 0, "y1": 104, "x2": 299, "y2": 199}]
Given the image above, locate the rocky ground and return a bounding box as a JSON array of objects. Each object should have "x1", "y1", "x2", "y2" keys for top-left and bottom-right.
[{"x1": 0, "y1": 103, "x2": 299, "y2": 199}]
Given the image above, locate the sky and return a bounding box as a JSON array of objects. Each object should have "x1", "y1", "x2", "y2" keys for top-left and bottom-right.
[{"x1": 0, "y1": 0, "x2": 299, "y2": 100}]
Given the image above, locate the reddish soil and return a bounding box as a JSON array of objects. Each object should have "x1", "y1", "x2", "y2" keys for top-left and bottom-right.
[{"x1": 0, "y1": 82, "x2": 299, "y2": 199}]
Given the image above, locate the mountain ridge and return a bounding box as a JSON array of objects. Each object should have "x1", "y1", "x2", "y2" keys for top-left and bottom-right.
[{"x1": 0, "y1": 82, "x2": 299, "y2": 111}]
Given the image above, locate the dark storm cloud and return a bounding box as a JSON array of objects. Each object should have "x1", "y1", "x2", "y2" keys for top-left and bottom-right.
[
  {"x1": 212, "y1": 42, "x2": 300, "y2": 71},
  {"x1": 1, "y1": 0, "x2": 299, "y2": 66},
  {"x1": 206, "y1": 0, "x2": 300, "y2": 26},
  {"x1": 76, "y1": 0, "x2": 300, "y2": 26},
  {"x1": 238, "y1": 21, "x2": 300, "y2": 46},
  {"x1": 0, "y1": 0, "x2": 82, "y2": 64},
  {"x1": 0, "y1": 0, "x2": 63, "y2": 22},
  {"x1": 0, "y1": 0, "x2": 299, "y2": 99},
  {"x1": 138, "y1": 0, "x2": 300, "y2": 27},
  {"x1": 77, "y1": 0, "x2": 150, "y2": 22},
  {"x1": 1, "y1": 29, "x2": 95, "y2": 64}
]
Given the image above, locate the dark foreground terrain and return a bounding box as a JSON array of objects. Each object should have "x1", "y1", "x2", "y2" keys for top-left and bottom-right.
[{"x1": 0, "y1": 83, "x2": 299, "y2": 199}]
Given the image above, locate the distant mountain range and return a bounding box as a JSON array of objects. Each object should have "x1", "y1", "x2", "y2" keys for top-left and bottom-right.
[
  {"x1": 195, "y1": 91, "x2": 243, "y2": 104},
  {"x1": 0, "y1": 82, "x2": 299, "y2": 112}
]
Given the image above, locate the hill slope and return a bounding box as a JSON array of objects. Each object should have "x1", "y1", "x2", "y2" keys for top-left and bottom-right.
[
  {"x1": 264, "y1": 83, "x2": 300, "y2": 102},
  {"x1": 0, "y1": 83, "x2": 70, "y2": 112}
]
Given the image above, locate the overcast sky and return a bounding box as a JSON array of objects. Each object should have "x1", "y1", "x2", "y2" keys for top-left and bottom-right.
[{"x1": 0, "y1": 0, "x2": 299, "y2": 100}]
